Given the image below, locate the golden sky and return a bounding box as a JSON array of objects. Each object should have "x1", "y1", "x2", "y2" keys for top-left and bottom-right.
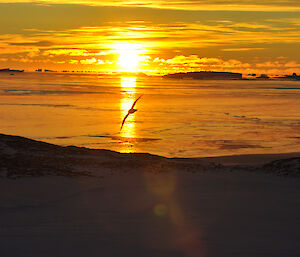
[{"x1": 0, "y1": 1, "x2": 300, "y2": 75}]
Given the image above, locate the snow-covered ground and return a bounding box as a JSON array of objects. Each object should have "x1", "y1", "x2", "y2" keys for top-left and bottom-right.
[{"x1": 0, "y1": 134, "x2": 300, "y2": 257}]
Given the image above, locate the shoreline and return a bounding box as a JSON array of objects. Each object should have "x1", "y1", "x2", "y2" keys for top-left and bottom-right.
[
  {"x1": 2, "y1": 70, "x2": 300, "y2": 81},
  {"x1": 1, "y1": 133, "x2": 299, "y2": 178}
]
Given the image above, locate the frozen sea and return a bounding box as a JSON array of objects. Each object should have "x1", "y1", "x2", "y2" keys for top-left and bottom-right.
[{"x1": 0, "y1": 72, "x2": 299, "y2": 157}]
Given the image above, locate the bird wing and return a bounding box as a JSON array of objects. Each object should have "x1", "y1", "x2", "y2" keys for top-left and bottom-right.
[
  {"x1": 120, "y1": 112, "x2": 130, "y2": 130},
  {"x1": 131, "y1": 95, "x2": 142, "y2": 109}
]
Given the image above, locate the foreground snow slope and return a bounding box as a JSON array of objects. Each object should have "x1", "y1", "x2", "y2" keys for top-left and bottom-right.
[
  {"x1": 0, "y1": 134, "x2": 299, "y2": 257},
  {"x1": 1, "y1": 133, "x2": 299, "y2": 178}
]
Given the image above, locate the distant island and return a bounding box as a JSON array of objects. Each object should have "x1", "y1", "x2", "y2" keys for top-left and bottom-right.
[
  {"x1": 163, "y1": 71, "x2": 243, "y2": 80},
  {"x1": 0, "y1": 68, "x2": 24, "y2": 73},
  {"x1": 2, "y1": 68, "x2": 299, "y2": 81},
  {"x1": 163, "y1": 71, "x2": 300, "y2": 81},
  {"x1": 276, "y1": 73, "x2": 300, "y2": 81}
]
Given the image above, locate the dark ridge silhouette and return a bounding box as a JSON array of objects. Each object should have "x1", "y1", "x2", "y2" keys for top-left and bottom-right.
[
  {"x1": 0, "y1": 133, "x2": 299, "y2": 178},
  {"x1": 163, "y1": 71, "x2": 242, "y2": 80},
  {"x1": 0, "y1": 68, "x2": 24, "y2": 73},
  {"x1": 277, "y1": 73, "x2": 300, "y2": 81}
]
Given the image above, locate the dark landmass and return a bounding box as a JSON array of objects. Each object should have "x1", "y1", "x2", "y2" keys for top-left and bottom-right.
[
  {"x1": 253, "y1": 73, "x2": 300, "y2": 81},
  {"x1": 163, "y1": 71, "x2": 243, "y2": 80},
  {"x1": 0, "y1": 68, "x2": 24, "y2": 73},
  {"x1": 44, "y1": 69, "x2": 57, "y2": 72},
  {"x1": 163, "y1": 71, "x2": 300, "y2": 81},
  {"x1": 0, "y1": 133, "x2": 299, "y2": 179},
  {"x1": 277, "y1": 73, "x2": 300, "y2": 81},
  {"x1": 256, "y1": 74, "x2": 270, "y2": 80}
]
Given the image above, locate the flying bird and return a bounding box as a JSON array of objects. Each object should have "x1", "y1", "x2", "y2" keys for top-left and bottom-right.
[{"x1": 120, "y1": 95, "x2": 142, "y2": 130}]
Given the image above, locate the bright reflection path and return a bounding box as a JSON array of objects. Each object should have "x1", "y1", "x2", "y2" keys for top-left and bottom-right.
[{"x1": 120, "y1": 77, "x2": 137, "y2": 152}]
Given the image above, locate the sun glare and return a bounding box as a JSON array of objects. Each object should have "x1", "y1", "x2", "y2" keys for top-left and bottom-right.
[
  {"x1": 119, "y1": 50, "x2": 139, "y2": 72},
  {"x1": 115, "y1": 43, "x2": 141, "y2": 72}
]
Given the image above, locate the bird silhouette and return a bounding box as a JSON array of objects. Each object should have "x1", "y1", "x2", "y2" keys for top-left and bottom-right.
[{"x1": 120, "y1": 95, "x2": 142, "y2": 130}]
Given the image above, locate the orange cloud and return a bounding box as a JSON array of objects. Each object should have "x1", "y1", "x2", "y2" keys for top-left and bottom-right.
[
  {"x1": 1, "y1": 3, "x2": 299, "y2": 74},
  {"x1": 2, "y1": 0, "x2": 300, "y2": 11},
  {"x1": 69, "y1": 60, "x2": 79, "y2": 64},
  {"x1": 80, "y1": 58, "x2": 105, "y2": 65},
  {"x1": 144, "y1": 54, "x2": 300, "y2": 75},
  {"x1": 43, "y1": 49, "x2": 96, "y2": 56},
  {"x1": 222, "y1": 48, "x2": 265, "y2": 52},
  {"x1": 256, "y1": 61, "x2": 300, "y2": 68}
]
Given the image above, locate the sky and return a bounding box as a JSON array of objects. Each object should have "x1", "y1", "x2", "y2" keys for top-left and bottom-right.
[{"x1": 0, "y1": 1, "x2": 300, "y2": 75}]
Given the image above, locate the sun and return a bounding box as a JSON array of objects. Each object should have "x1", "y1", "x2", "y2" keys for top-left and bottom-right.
[
  {"x1": 119, "y1": 50, "x2": 139, "y2": 72},
  {"x1": 116, "y1": 43, "x2": 140, "y2": 72}
]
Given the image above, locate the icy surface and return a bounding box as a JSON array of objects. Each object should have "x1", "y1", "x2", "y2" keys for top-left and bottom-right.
[{"x1": 0, "y1": 134, "x2": 300, "y2": 257}]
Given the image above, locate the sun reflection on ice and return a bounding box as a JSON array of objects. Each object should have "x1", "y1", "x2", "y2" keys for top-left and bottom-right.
[
  {"x1": 120, "y1": 76, "x2": 136, "y2": 93},
  {"x1": 119, "y1": 77, "x2": 137, "y2": 152}
]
